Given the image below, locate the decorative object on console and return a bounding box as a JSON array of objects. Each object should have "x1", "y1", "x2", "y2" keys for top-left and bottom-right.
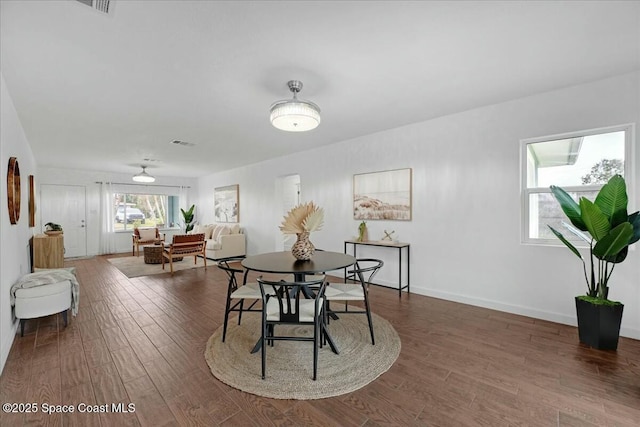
[
  {"x1": 353, "y1": 168, "x2": 412, "y2": 221},
  {"x1": 549, "y1": 174, "x2": 639, "y2": 350},
  {"x1": 382, "y1": 230, "x2": 395, "y2": 241},
  {"x1": 280, "y1": 202, "x2": 324, "y2": 260},
  {"x1": 132, "y1": 165, "x2": 155, "y2": 183},
  {"x1": 44, "y1": 222, "x2": 63, "y2": 235},
  {"x1": 181, "y1": 204, "x2": 196, "y2": 232},
  {"x1": 270, "y1": 80, "x2": 321, "y2": 132},
  {"x1": 357, "y1": 221, "x2": 368, "y2": 242},
  {"x1": 7, "y1": 156, "x2": 21, "y2": 225},
  {"x1": 214, "y1": 184, "x2": 239, "y2": 223}
]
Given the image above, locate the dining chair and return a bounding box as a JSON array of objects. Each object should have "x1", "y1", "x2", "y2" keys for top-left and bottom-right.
[
  {"x1": 325, "y1": 258, "x2": 383, "y2": 345},
  {"x1": 257, "y1": 276, "x2": 327, "y2": 380},
  {"x1": 217, "y1": 257, "x2": 262, "y2": 342}
]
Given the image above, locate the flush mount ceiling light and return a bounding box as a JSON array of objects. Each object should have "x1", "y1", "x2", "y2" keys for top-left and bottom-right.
[
  {"x1": 132, "y1": 166, "x2": 155, "y2": 183},
  {"x1": 270, "y1": 80, "x2": 321, "y2": 132}
]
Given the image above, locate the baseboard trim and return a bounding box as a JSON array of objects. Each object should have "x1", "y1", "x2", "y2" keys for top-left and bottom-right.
[
  {"x1": 0, "y1": 319, "x2": 19, "y2": 375},
  {"x1": 408, "y1": 285, "x2": 640, "y2": 341}
]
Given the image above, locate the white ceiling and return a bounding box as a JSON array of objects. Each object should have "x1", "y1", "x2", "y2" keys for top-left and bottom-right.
[{"x1": 1, "y1": 1, "x2": 639, "y2": 179}]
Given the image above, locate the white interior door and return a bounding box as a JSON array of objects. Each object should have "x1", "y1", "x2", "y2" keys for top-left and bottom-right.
[
  {"x1": 40, "y1": 184, "x2": 87, "y2": 258},
  {"x1": 280, "y1": 175, "x2": 300, "y2": 251}
]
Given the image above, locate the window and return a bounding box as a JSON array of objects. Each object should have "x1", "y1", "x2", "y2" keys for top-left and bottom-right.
[
  {"x1": 113, "y1": 193, "x2": 180, "y2": 231},
  {"x1": 521, "y1": 124, "x2": 633, "y2": 245}
]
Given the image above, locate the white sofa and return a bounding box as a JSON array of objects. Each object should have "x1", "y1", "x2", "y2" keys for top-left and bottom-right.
[{"x1": 190, "y1": 223, "x2": 246, "y2": 260}]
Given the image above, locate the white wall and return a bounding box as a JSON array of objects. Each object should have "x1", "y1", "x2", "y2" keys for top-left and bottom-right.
[
  {"x1": 0, "y1": 80, "x2": 198, "y2": 372},
  {"x1": 37, "y1": 167, "x2": 199, "y2": 255},
  {"x1": 0, "y1": 73, "x2": 38, "y2": 372},
  {"x1": 197, "y1": 72, "x2": 640, "y2": 339}
]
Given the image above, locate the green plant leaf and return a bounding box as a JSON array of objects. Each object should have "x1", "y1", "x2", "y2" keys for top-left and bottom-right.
[
  {"x1": 548, "y1": 226, "x2": 583, "y2": 260},
  {"x1": 550, "y1": 186, "x2": 587, "y2": 231},
  {"x1": 628, "y1": 211, "x2": 640, "y2": 245},
  {"x1": 580, "y1": 198, "x2": 610, "y2": 241},
  {"x1": 594, "y1": 174, "x2": 628, "y2": 226},
  {"x1": 605, "y1": 246, "x2": 628, "y2": 264},
  {"x1": 561, "y1": 221, "x2": 591, "y2": 243},
  {"x1": 592, "y1": 222, "x2": 633, "y2": 259}
]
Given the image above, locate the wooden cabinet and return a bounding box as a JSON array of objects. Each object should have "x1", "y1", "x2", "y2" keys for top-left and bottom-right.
[{"x1": 32, "y1": 234, "x2": 64, "y2": 270}]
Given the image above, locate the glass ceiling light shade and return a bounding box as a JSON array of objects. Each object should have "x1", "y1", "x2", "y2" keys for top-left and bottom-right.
[
  {"x1": 132, "y1": 166, "x2": 155, "y2": 183},
  {"x1": 270, "y1": 80, "x2": 321, "y2": 132}
]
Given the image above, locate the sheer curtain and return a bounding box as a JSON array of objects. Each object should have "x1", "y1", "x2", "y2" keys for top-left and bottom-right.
[
  {"x1": 180, "y1": 185, "x2": 188, "y2": 233},
  {"x1": 99, "y1": 182, "x2": 116, "y2": 254}
]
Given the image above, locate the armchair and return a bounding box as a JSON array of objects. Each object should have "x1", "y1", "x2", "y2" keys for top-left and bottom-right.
[
  {"x1": 132, "y1": 227, "x2": 165, "y2": 256},
  {"x1": 162, "y1": 233, "x2": 207, "y2": 275}
]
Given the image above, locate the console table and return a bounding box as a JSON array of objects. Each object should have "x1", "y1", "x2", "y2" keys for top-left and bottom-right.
[{"x1": 344, "y1": 240, "x2": 410, "y2": 297}]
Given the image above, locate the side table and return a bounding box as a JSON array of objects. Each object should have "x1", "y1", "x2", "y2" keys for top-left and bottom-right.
[
  {"x1": 344, "y1": 240, "x2": 410, "y2": 297},
  {"x1": 143, "y1": 245, "x2": 164, "y2": 264}
]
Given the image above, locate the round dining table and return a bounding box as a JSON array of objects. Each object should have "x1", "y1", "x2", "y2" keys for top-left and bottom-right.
[
  {"x1": 241, "y1": 250, "x2": 356, "y2": 354},
  {"x1": 241, "y1": 250, "x2": 356, "y2": 281}
]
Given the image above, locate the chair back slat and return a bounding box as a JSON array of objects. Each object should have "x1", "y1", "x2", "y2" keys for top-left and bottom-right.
[
  {"x1": 217, "y1": 257, "x2": 246, "y2": 295},
  {"x1": 349, "y1": 258, "x2": 384, "y2": 286},
  {"x1": 172, "y1": 233, "x2": 205, "y2": 244},
  {"x1": 257, "y1": 277, "x2": 326, "y2": 323}
]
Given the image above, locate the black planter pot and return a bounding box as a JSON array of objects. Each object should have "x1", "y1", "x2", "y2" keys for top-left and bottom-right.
[{"x1": 575, "y1": 296, "x2": 624, "y2": 350}]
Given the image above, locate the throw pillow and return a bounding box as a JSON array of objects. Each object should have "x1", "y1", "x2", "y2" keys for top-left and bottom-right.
[
  {"x1": 230, "y1": 224, "x2": 240, "y2": 234},
  {"x1": 189, "y1": 224, "x2": 202, "y2": 235},
  {"x1": 212, "y1": 225, "x2": 229, "y2": 241},
  {"x1": 203, "y1": 224, "x2": 215, "y2": 239},
  {"x1": 138, "y1": 228, "x2": 156, "y2": 241},
  {"x1": 216, "y1": 225, "x2": 231, "y2": 242}
]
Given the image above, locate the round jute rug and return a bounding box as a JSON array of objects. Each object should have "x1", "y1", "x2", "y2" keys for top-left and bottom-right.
[{"x1": 204, "y1": 311, "x2": 401, "y2": 400}]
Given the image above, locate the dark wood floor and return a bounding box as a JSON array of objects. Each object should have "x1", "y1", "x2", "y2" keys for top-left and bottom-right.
[{"x1": 1, "y1": 255, "x2": 639, "y2": 426}]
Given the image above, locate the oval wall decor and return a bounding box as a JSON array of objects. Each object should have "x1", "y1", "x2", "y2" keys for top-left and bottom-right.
[{"x1": 7, "y1": 157, "x2": 21, "y2": 224}]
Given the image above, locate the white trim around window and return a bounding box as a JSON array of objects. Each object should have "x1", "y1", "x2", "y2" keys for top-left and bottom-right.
[{"x1": 520, "y1": 123, "x2": 635, "y2": 246}]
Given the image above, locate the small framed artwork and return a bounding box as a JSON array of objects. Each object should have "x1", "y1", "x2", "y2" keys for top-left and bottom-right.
[
  {"x1": 214, "y1": 184, "x2": 239, "y2": 223},
  {"x1": 353, "y1": 168, "x2": 412, "y2": 220},
  {"x1": 29, "y1": 175, "x2": 35, "y2": 227}
]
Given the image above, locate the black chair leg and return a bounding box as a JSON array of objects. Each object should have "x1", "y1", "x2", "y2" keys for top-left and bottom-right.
[
  {"x1": 20, "y1": 319, "x2": 26, "y2": 337},
  {"x1": 237, "y1": 300, "x2": 244, "y2": 325},
  {"x1": 363, "y1": 294, "x2": 375, "y2": 345},
  {"x1": 222, "y1": 296, "x2": 233, "y2": 342},
  {"x1": 313, "y1": 320, "x2": 319, "y2": 380},
  {"x1": 261, "y1": 319, "x2": 267, "y2": 380},
  {"x1": 62, "y1": 310, "x2": 68, "y2": 327}
]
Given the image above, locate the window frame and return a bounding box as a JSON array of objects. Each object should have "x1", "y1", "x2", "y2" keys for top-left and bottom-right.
[
  {"x1": 112, "y1": 192, "x2": 181, "y2": 233},
  {"x1": 520, "y1": 123, "x2": 635, "y2": 246}
]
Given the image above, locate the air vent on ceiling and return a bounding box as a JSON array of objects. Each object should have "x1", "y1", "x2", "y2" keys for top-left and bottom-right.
[
  {"x1": 75, "y1": 0, "x2": 111, "y2": 14},
  {"x1": 170, "y1": 140, "x2": 196, "y2": 147}
]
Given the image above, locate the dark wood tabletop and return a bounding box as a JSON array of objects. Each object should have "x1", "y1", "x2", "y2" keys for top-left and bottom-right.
[{"x1": 242, "y1": 251, "x2": 356, "y2": 275}]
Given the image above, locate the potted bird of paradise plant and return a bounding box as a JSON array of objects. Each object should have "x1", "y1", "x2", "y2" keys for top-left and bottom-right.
[
  {"x1": 181, "y1": 204, "x2": 196, "y2": 233},
  {"x1": 549, "y1": 174, "x2": 640, "y2": 350}
]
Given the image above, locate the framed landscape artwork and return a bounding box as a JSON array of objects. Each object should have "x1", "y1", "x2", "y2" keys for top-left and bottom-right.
[
  {"x1": 353, "y1": 168, "x2": 412, "y2": 220},
  {"x1": 214, "y1": 184, "x2": 239, "y2": 223}
]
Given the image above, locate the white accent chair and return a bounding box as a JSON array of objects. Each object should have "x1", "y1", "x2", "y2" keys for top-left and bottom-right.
[{"x1": 14, "y1": 279, "x2": 72, "y2": 336}]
